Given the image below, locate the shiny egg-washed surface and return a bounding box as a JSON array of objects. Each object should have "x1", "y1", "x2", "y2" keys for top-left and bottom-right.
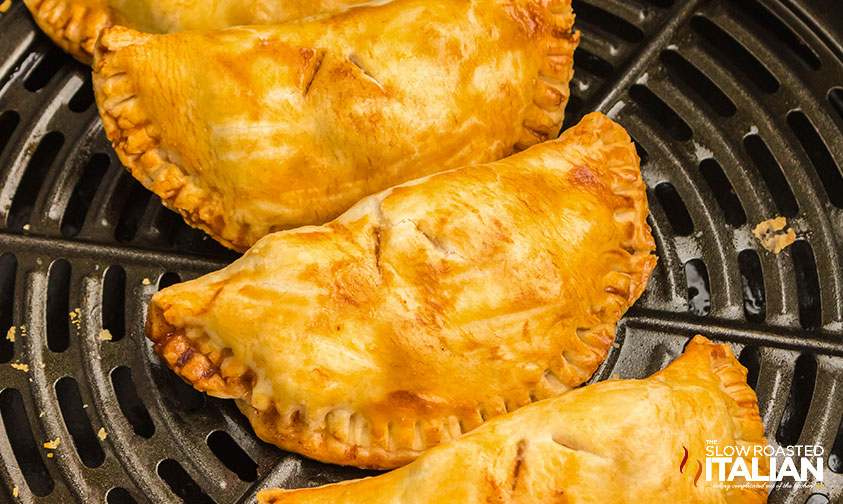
[{"x1": 0, "y1": 0, "x2": 842, "y2": 502}]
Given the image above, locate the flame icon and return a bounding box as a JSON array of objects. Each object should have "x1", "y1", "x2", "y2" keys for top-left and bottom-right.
[{"x1": 679, "y1": 446, "x2": 703, "y2": 487}]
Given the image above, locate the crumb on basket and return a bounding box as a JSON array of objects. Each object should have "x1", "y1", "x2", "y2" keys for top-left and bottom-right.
[
  {"x1": 142, "y1": 278, "x2": 151, "y2": 285},
  {"x1": 69, "y1": 308, "x2": 82, "y2": 330},
  {"x1": 39, "y1": 411, "x2": 45, "y2": 418},
  {"x1": 752, "y1": 217, "x2": 796, "y2": 254},
  {"x1": 611, "y1": 342, "x2": 620, "y2": 349},
  {"x1": 22, "y1": 224, "x2": 30, "y2": 231},
  {"x1": 43, "y1": 437, "x2": 60, "y2": 450},
  {"x1": 12, "y1": 486, "x2": 18, "y2": 498},
  {"x1": 99, "y1": 329, "x2": 113, "y2": 341},
  {"x1": 6, "y1": 326, "x2": 14, "y2": 342},
  {"x1": 47, "y1": 453, "x2": 53, "y2": 458},
  {"x1": 11, "y1": 362, "x2": 28, "y2": 372},
  {"x1": 98, "y1": 427, "x2": 107, "y2": 440},
  {"x1": 611, "y1": 373, "x2": 620, "y2": 380}
]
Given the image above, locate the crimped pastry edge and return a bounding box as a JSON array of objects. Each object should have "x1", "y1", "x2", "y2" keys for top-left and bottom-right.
[
  {"x1": 24, "y1": 0, "x2": 112, "y2": 63},
  {"x1": 255, "y1": 335, "x2": 768, "y2": 503},
  {"x1": 145, "y1": 112, "x2": 657, "y2": 469},
  {"x1": 91, "y1": 0, "x2": 580, "y2": 252}
]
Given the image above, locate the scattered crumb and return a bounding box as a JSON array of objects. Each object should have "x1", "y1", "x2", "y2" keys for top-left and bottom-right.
[
  {"x1": 39, "y1": 411, "x2": 45, "y2": 418},
  {"x1": 753, "y1": 217, "x2": 796, "y2": 254},
  {"x1": 69, "y1": 308, "x2": 82, "y2": 330},
  {"x1": 46, "y1": 453, "x2": 53, "y2": 458},
  {"x1": 98, "y1": 329, "x2": 113, "y2": 341},
  {"x1": 43, "y1": 438, "x2": 60, "y2": 450},
  {"x1": 6, "y1": 326, "x2": 14, "y2": 342},
  {"x1": 22, "y1": 224, "x2": 30, "y2": 231},
  {"x1": 97, "y1": 427, "x2": 107, "y2": 440},
  {"x1": 11, "y1": 362, "x2": 28, "y2": 372},
  {"x1": 141, "y1": 277, "x2": 151, "y2": 285},
  {"x1": 12, "y1": 486, "x2": 18, "y2": 498}
]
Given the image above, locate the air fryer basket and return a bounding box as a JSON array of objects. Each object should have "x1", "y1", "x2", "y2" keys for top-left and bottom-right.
[{"x1": 0, "y1": 0, "x2": 842, "y2": 502}]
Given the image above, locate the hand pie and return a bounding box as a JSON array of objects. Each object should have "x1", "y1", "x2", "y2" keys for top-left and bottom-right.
[
  {"x1": 257, "y1": 336, "x2": 769, "y2": 504},
  {"x1": 92, "y1": 0, "x2": 580, "y2": 251},
  {"x1": 24, "y1": 0, "x2": 371, "y2": 63},
  {"x1": 145, "y1": 113, "x2": 657, "y2": 468}
]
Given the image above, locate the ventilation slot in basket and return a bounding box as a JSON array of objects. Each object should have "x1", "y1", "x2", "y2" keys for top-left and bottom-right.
[
  {"x1": 207, "y1": 430, "x2": 258, "y2": 482},
  {"x1": 9, "y1": 131, "x2": 65, "y2": 230},
  {"x1": 55, "y1": 376, "x2": 105, "y2": 468},
  {"x1": 738, "y1": 249, "x2": 765, "y2": 323},
  {"x1": 61, "y1": 153, "x2": 109, "y2": 237},
  {"x1": 165, "y1": 369, "x2": 205, "y2": 412},
  {"x1": 106, "y1": 487, "x2": 138, "y2": 504},
  {"x1": 791, "y1": 241, "x2": 821, "y2": 331},
  {"x1": 787, "y1": 110, "x2": 843, "y2": 208},
  {"x1": 659, "y1": 50, "x2": 736, "y2": 117},
  {"x1": 725, "y1": 0, "x2": 821, "y2": 70},
  {"x1": 114, "y1": 178, "x2": 153, "y2": 243},
  {"x1": 101, "y1": 266, "x2": 126, "y2": 342},
  {"x1": 698, "y1": 158, "x2": 746, "y2": 227},
  {"x1": 111, "y1": 366, "x2": 155, "y2": 438},
  {"x1": 743, "y1": 134, "x2": 798, "y2": 217},
  {"x1": 629, "y1": 85, "x2": 693, "y2": 141},
  {"x1": 0, "y1": 253, "x2": 16, "y2": 363},
  {"x1": 23, "y1": 47, "x2": 67, "y2": 92},
  {"x1": 655, "y1": 182, "x2": 694, "y2": 236},
  {"x1": 776, "y1": 354, "x2": 817, "y2": 447},
  {"x1": 157, "y1": 459, "x2": 214, "y2": 504},
  {"x1": 46, "y1": 259, "x2": 71, "y2": 353},
  {"x1": 0, "y1": 110, "x2": 20, "y2": 158},
  {"x1": 738, "y1": 346, "x2": 761, "y2": 390},
  {"x1": 573, "y1": 3, "x2": 644, "y2": 44},
  {"x1": 0, "y1": 388, "x2": 54, "y2": 496},
  {"x1": 690, "y1": 15, "x2": 779, "y2": 94},
  {"x1": 68, "y1": 76, "x2": 95, "y2": 113},
  {"x1": 574, "y1": 48, "x2": 613, "y2": 78},
  {"x1": 684, "y1": 259, "x2": 710, "y2": 316}
]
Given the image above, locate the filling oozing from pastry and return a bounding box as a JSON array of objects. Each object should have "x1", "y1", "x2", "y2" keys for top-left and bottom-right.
[
  {"x1": 255, "y1": 335, "x2": 769, "y2": 504},
  {"x1": 91, "y1": 0, "x2": 580, "y2": 250},
  {"x1": 146, "y1": 113, "x2": 657, "y2": 468}
]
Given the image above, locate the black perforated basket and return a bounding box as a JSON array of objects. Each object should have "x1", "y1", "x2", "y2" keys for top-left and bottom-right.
[{"x1": 0, "y1": 0, "x2": 842, "y2": 502}]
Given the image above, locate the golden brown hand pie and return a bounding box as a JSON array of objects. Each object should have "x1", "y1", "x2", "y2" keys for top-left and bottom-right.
[
  {"x1": 257, "y1": 336, "x2": 768, "y2": 504},
  {"x1": 92, "y1": 0, "x2": 579, "y2": 251},
  {"x1": 146, "y1": 113, "x2": 657, "y2": 468},
  {"x1": 24, "y1": 0, "x2": 371, "y2": 63}
]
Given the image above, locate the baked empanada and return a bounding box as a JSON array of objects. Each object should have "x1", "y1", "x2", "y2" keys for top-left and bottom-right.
[
  {"x1": 24, "y1": 0, "x2": 371, "y2": 63},
  {"x1": 257, "y1": 336, "x2": 769, "y2": 504},
  {"x1": 146, "y1": 113, "x2": 657, "y2": 468},
  {"x1": 92, "y1": 0, "x2": 579, "y2": 251}
]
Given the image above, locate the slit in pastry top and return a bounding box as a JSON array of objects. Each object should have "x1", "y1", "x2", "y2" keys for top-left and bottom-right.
[
  {"x1": 257, "y1": 336, "x2": 769, "y2": 504},
  {"x1": 145, "y1": 113, "x2": 658, "y2": 469},
  {"x1": 92, "y1": 0, "x2": 580, "y2": 251}
]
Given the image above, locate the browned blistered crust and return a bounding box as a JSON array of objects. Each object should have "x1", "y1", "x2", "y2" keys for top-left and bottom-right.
[
  {"x1": 146, "y1": 112, "x2": 657, "y2": 469},
  {"x1": 91, "y1": 0, "x2": 579, "y2": 251},
  {"x1": 255, "y1": 336, "x2": 768, "y2": 503}
]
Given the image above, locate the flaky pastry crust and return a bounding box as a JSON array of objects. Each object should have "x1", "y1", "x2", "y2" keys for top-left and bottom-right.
[
  {"x1": 258, "y1": 336, "x2": 768, "y2": 504},
  {"x1": 92, "y1": 0, "x2": 580, "y2": 251},
  {"x1": 146, "y1": 113, "x2": 657, "y2": 468},
  {"x1": 23, "y1": 0, "x2": 372, "y2": 63}
]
